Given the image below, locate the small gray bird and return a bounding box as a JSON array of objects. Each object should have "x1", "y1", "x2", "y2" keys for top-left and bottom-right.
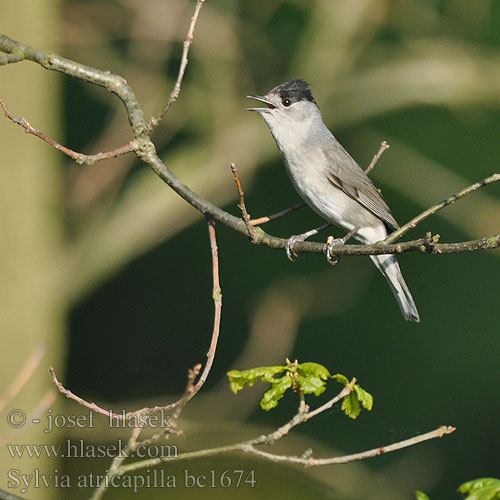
[{"x1": 247, "y1": 79, "x2": 420, "y2": 322}]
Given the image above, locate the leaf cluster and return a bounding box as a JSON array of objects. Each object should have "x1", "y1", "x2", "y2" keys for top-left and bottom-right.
[{"x1": 227, "y1": 360, "x2": 373, "y2": 418}]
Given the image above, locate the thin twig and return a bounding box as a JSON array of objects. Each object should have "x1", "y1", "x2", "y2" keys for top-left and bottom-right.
[
  {"x1": 242, "y1": 425, "x2": 456, "y2": 466},
  {"x1": 49, "y1": 367, "x2": 122, "y2": 420},
  {"x1": 0, "y1": 345, "x2": 46, "y2": 413},
  {"x1": 365, "y1": 140, "x2": 390, "y2": 175},
  {"x1": 148, "y1": 0, "x2": 205, "y2": 129},
  {"x1": 50, "y1": 215, "x2": 222, "y2": 420},
  {"x1": 90, "y1": 426, "x2": 143, "y2": 500},
  {"x1": 0, "y1": 97, "x2": 137, "y2": 164},
  {"x1": 188, "y1": 214, "x2": 222, "y2": 397},
  {"x1": 231, "y1": 163, "x2": 256, "y2": 240},
  {"x1": 383, "y1": 172, "x2": 500, "y2": 244},
  {"x1": 250, "y1": 202, "x2": 306, "y2": 226}
]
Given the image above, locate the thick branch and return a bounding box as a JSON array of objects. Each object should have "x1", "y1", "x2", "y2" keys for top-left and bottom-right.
[{"x1": 1, "y1": 33, "x2": 498, "y2": 258}]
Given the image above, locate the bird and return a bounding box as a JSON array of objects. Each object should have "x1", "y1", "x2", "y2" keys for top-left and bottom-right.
[{"x1": 247, "y1": 79, "x2": 420, "y2": 322}]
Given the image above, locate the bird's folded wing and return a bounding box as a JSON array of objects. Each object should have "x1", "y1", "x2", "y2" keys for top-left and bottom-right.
[{"x1": 323, "y1": 145, "x2": 399, "y2": 230}]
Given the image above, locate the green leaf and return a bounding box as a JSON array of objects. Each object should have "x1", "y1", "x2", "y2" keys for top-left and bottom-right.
[
  {"x1": 333, "y1": 375, "x2": 374, "y2": 419},
  {"x1": 227, "y1": 366, "x2": 286, "y2": 394},
  {"x1": 260, "y1": 375, "x2": 292, "y2": 411},
  {"x1": 298, "y1": 362, "x2": 331, "y2": 380},
  {"x1": 295, "y1": 373, "x2": 327, "y2": 396},
  {"x1": 332, "y1": 373, "x2": 349, "y2": 385},
  {"x1": 458, "y1": 478, "x2": 500, "y2": 500},
  {"x1": 342, "y1": 392, "x2": 361, "y2": 419},
  {"x1": 414, "y1": 491, "x2": 431, "y2": 500},
  {"x1": 354, "y1": 384, "x2": 374, "y2": 411},
  {"x1": 295, "y1": 362, "x2": 331, "y2": 396}
]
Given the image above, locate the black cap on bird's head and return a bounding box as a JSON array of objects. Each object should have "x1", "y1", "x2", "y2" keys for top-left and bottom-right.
[
  {"x1": 247, "y1": 79, "x2": 316, "y2": 114},
  {"x1": 272, "y1": 79, "x2": 316, "y2": 104}
]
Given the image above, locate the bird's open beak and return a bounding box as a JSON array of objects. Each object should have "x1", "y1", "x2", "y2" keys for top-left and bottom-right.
[{"x1": 246, "y1": 95, "x2": 275, "y2": 113}]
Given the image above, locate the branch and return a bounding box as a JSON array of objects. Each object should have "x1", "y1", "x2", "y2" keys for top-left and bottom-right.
[
  {"x1": 49, "y1": 214, "x2": 222, "y2": 422},
  {"x1": 383, "y1": 172, "x2": 500, "y2": 244},
  {"x1": 242, "y1": 425, "x2": 456, "y2": 466},
  {"x1": 365, "y1": 140, "x2": 390, "y2": 175},
  {"x1": 0, "y1": 97, "x2": 137, "y2": 164},
  {"x1": 117, "y1": 379, "x2": 454, "y2": 474},
  {"x1": 1, "y1": 33, "x2": 498, "y2": 258},
  {"x1": 148, "y1": 0, "x2": 205, "y2": 129},
  {"x1": 249, "y1": 201, "x2": 306, "y2": 226},
  {"x1": 231, "y1": 163, "x2": 256, "y2": 240}
]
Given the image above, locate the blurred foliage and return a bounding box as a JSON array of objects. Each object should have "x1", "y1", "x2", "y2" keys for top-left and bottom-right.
[{"x1": 2, "y1": 0, "x2": 500, "y2": 499}]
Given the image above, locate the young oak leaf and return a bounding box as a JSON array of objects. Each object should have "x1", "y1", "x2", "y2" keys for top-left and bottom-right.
[
  {"x1": 342, "y1": 392, "x2": 362, "y2": 419},
  {"x1": 260, "y1": 375, "x2": 293, "y2": 411},
  {"x1": 333, "y1": 373, "x2": 374, "y2": 419},
  {"x1": 354, "y1": 384, "x2": 374, "y2": 412},
  {"x1": 296, "y1": 362, "x2": 331, "y2": 396},
  {"x1": 227, "y1": 362, "x2": 372, "y2": 414},
  {"x1": 458, "y1": 478, "x2": 500, "y2": 500},
  {"x1": 227, "y1": 366, "x2": 286, "y2": 394}
]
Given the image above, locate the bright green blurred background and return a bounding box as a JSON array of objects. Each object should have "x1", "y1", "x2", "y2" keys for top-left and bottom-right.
[{"x1": 1, "y1": 0, "x2": 499, "y2": 499}]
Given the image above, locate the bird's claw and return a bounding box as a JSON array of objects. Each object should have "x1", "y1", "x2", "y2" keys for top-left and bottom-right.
[
  {"x1": 286, "y1": 234, "x2": 306, "y2": 261},
  {"x1": 325, "y1": 236, "x2": 342, "y2": 266},
  {"x1": 324, "y1": 226, "x2": 360, "y2": 266}
]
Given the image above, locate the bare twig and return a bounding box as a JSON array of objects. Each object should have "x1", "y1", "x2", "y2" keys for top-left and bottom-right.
[
  {"x1": 188, "y1": 215, "x2": 222, "y2": 397},
  {"x1": 50, "y1": 215, "x2": 222, "y2": 421},
  {"x1": 250, "y1": 202, "x2": 306, "y2": 226},
  {"x1": 49, "y1": 367, "x2": 121, "y2": 419},
  {"x1": 365, "y1": 140, "x2": 390, "y2": 175},
  {"x1": 231, "y1": 163, "x2": 256, "y2": 240},
  {"x1": 0, "y1": 97, "x2": 137, "y2": 165},
  {"x1": 148, "y1": 0, "x2": 205, "y2": 129},
  {"x1": 242, "y1": 425, "x2": 456, "y2": 466},
  {"x1": 230, "y1": 162, "x2": 306, "y2": 236},
  {"x1": 0, "y1": 345, "x2": 46, "y2": 413},
  {"x1": 90, "y1": 425, "x2": 144, "y2": 500},
  {"x1": 383, "y1": 172, "x2": 500, "y2": 244}
]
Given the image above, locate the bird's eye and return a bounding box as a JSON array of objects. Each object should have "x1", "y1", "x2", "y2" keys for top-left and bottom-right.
[{"x1": 282, "y1": 98, "x2": 292, "y2": 107}]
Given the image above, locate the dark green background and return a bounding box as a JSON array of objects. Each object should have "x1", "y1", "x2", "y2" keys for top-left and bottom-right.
[{"x1": 61, "y1": 0, "x2": 500, "y2": 498}]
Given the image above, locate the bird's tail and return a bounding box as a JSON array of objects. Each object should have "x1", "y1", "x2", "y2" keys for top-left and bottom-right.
[{"x1": 370, "y1": 254, "x2": 420, "y2": 322}]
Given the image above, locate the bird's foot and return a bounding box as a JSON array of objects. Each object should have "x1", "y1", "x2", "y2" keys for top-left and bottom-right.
[
  {"x1": 286, "y1": 234, "x2": 307, "y2": 261},
  {"x1": 325, "y1": 226, "x2": 360, "y2": 266},
  {"x1": 286, "y1": 222, "x2": 332, "y2": 262}
]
